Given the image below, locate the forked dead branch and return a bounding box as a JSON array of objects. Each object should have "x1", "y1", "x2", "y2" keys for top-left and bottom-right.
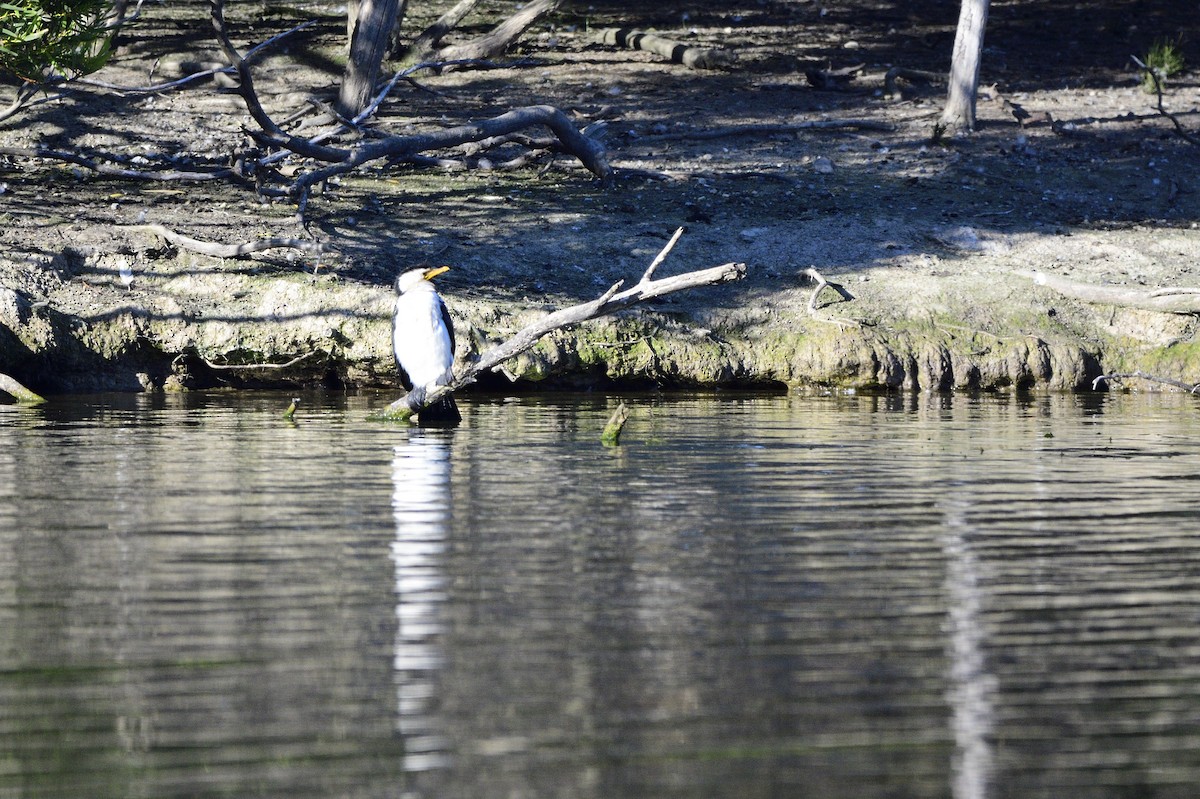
[{"x1": 376, "y1": 230, "x2": 746, "y2": 422}]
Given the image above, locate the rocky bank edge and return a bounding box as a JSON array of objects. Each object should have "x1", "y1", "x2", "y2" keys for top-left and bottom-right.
[{"x1": 2, "y1": 220, "x2": 1197, "y2": 396}]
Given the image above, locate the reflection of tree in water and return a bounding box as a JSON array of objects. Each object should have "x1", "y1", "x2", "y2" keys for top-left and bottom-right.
[{"x1": 942, "y1": 496, "x2": 996, "y2": 799}]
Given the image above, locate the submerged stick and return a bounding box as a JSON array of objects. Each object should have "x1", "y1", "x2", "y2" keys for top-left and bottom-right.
[
  {"x1": 1092, "y1": 371, "x2": 1200, "y2": 394},
  {"x1": 601, "y1": 402, "x2": 630, "y2": 446},
  {"x1": 0, "y1": 372, "x2": 46, "y2": 404}
]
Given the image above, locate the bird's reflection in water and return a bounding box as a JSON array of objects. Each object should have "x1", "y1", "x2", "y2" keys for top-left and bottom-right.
[
  {"x1": 943, "y1": 495, "x2": 996, "y2": 799},
  {"x1": 390, "y1": 432, "x2": 453, "y2": 772}
]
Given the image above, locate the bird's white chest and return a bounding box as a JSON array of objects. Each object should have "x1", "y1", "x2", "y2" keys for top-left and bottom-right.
[{"x1": 392, "y1": 289, "x2": 454, "y2": 387}]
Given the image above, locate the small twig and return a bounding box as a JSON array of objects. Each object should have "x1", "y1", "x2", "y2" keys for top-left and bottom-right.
[
  {"x1": 1093, "y1": 370, "x2": 1200, "y2": 393},
  {"x1": 1149, "y1": 287, "x2": 1200, "y2": 298},
  {"x1": 200, "y1": 351, "x2": 316, "y2": 371},
  {"x1": 641, "y1": 226, "x2": 684, "y2": 284},
  {"x1": 127, "y1": 223, "x2": 328, "y2": 258}
]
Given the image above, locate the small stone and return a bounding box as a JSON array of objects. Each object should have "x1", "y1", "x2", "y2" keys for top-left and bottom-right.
[{"x1": 812, "y1": 156, "x2": 834, "y2": 174}]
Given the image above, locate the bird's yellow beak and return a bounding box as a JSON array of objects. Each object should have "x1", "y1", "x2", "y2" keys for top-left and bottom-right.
[{"x1": 423, "y1": 265, "x2": 450, "y2": 281}]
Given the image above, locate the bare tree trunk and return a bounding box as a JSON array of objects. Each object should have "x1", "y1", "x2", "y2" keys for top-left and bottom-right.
[
  {"x1": 940, "y1": 0, "x2": 989, "y2": 133},
  {"x1": 338, "y1": 0, "x2": 403, "y2": 117}
]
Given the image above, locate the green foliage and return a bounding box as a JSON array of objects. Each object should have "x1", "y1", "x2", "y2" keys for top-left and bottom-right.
[
  {"x1": 0, "y1": 0, "x2": 113, "y2": 81},
  {"x1": 1141, "y1": 37, "x2": 1185, "y2": 93}
]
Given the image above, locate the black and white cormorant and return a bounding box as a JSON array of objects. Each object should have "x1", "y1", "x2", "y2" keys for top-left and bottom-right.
[{"x1": 392, "y1": 265, "x2": 462, "y2": 426}]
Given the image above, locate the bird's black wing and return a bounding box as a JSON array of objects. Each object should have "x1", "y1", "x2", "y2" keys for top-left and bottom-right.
[
  {"x1": 438, "y1": 297, "x2": 456, "y2": 356},
  {"x1": 395, "y1": 362, "x2": 413, "y2": 391}
]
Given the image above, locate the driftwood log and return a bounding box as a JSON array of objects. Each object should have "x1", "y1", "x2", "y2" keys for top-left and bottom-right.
[
  {"x1": 1019, "y1": 270, "x2": 1200, "y2": 314},
  {"x1": 594, "y1": 28, "x2": 736, "y2": 70},
  {"x1": 376, "y1": 231, "x2": 746, "y2": 422}
]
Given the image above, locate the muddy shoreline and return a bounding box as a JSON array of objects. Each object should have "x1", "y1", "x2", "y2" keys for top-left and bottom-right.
[{"x1": 1, "y1": 2, "x2": 1199, "y2": 397}]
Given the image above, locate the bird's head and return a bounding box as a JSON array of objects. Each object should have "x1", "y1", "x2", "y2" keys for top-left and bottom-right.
[{"x1": 395, "y1": 265, "x2": 450, "y2": 295}]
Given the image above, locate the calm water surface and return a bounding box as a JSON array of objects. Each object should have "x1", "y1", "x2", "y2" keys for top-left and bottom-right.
[{"x1": 1, "y1": 390, "x2": 1199, "y2": 799}]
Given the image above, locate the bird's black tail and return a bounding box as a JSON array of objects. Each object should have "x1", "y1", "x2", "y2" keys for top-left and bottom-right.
[{"x1": 416, "y1": 394, "x2": 461, "y2": 427}]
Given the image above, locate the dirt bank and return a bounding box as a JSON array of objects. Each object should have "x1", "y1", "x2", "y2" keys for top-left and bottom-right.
[{"x1": 1, "y1": 1, "x2": 1198, "y2": 396}]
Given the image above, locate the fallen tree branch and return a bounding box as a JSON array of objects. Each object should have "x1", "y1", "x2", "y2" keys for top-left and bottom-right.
[
  {"x1": 437, "y1": 0, "x2": 562, "y2": 62},
  {"x1": 883, "y1": 66, "x2": 943, "y2": 98},
  {"x1": 1018, "y1": 270, "x2": 1200, "y2": 314},
  {"x1": 1093, "y1": 370, "x2": 1200, "y2": 393},
  {"x1": 292, "y1": 103, "x2": 613, "y2": 206},
  {"x1": 0, "y1": 144, "x2": 235, "y2": 182},
  {"x1": 636, "y1": 119, "x2": 895, "y2": 143},
  {"x1": 595, "y1": 28, "x2": 736, "y2": 70},
  {"x1": 400, "y1": 0, "x2": 480, "y2": 61},
  {"x1": 803, "y1": 267, "x2": 854, "y2": 311},
  {"x1": 0, "y1": 81, "x2": 53, "y2": 125},
  {"x1": 1132, "y1": 54, "x2": 1200, "y2": 147},
  {"x1": 601, "y1": 402, "x2": 630, "y2": 446},
  {"x1": 375, "y1": 256, "x2": 747, "y2": 422},
  {"x1": 80, "y1": 19, "x2": 318, "y2": 95},
  {"x1": 0, "y1": 372, "x2": 45, "y2": 404},
  {"x1": 805, "y1": 63, "x2": 864, "y2": 90},
  {"x1": 126, "y1": 224, "x2": 329, "y2": 258},
  {"x1": 210, "y1": 0, "x2": 609, "y2": 211},
  {"x1": 210, "y1": 0, "x2": 349, "y2": 164}
]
